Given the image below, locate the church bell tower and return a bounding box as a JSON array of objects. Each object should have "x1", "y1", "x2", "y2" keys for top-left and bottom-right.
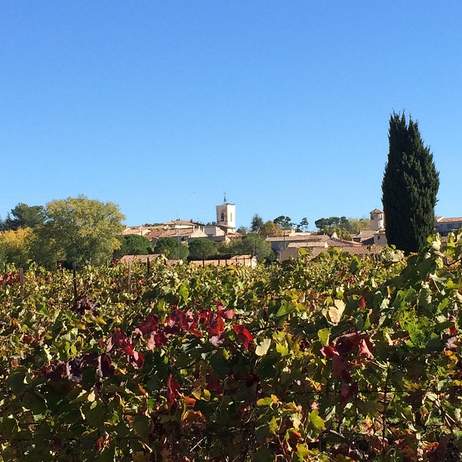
[{"x1": 216, "y1": 194, "x2": 236, "y2": 232}]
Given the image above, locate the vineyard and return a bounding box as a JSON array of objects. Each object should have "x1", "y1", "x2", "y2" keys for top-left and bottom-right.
[{"x1": 1, "y1": 235, "x2": 461, "y2": 461}]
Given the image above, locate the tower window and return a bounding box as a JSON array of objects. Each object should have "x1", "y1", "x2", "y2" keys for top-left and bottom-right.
[{"x1": 221, "y1": 212, "x2": 225, "y2": 222}]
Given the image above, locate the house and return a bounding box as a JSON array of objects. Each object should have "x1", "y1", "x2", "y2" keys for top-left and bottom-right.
[
  {"x1": 122, "y1": 226, "x2": 153, "y2": 237},
  {"x1": 122, "y1": 198, "x2": 238, "y2": 244},
  {"x1": 278, "y1": 237, "x2": 380, "y2": 261},
  {"x1": 267, "y1": 233, "x2": 331, "y2": 260},
  {"x1": 164, "y1": 219, "x2": 203, "y2": 229},
  {"x1": 204, "y1": 225, "x2": 227, "y2": 241},
  {"x1": 435, "y1": 217, "x2": 462, "y2": 235},
  {"x1": 266, "y1": 233, "x2": 328, "y2": 256},
  {"x1": 146, "y1": 227, "x2": 208, "y2": 242},
  {"x1": 353, "y1": 209, "x2": 387, "y2": 246}
]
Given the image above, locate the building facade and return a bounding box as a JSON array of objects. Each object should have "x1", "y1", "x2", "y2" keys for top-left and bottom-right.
[
  {"x1": 216, "y1": 199, "x2": 236, "y2": 232},
  {"x1": 436, "y1": 217, "x2": 462, "y2": 235}
]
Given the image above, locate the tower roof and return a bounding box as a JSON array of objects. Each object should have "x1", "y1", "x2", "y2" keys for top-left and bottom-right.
[{"x1": 219, "y1": 193, "x2": 234, "y2": 206}]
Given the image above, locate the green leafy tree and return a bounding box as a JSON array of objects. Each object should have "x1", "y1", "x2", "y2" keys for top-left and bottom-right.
[
  {"x1": 2, "y1": 203, "x2": 46, "y2": 230},
  {"x1": 236, "y1": 226, "x2": 248, "y2": 235},
  {"x1": 227, "y1": 233, "x2": 273, "y2": 261},
  {"x1": 259, "y1": 221, "x2": 284, "y2": 238},
  {"x1": 154, "y1": 237, "x2": 189, "y2": 260},
  {"x1": 31, "y1": 196, "x2": 124, "y2": 267},
  {"x1": 347, "y1": 218, "x2": 370, "y2": 234},
  {"x1": 273, "y1": 215, "x2": 293, "y2": 229},
  {"x1": 114, "y1": 235, "x2": 153, "y2": 258},
  {"x1": 188, "y1": 238, "x2": 218, "y2": 260},
  {"x1": 382, "y1": 112, "x2": 439, "y2": 252},
  {"x1": 296, "y1": 217, "x2": 309, "y2": 232},
  {"x1": 315, "y1": 217, "x2": 348, "y2": 231},
  {"x1": 250, "y1": 214, "x2": 264, "y2": 232},
  {"x1": 314, "y1": 217, "x2": 369, "y2": 239}
]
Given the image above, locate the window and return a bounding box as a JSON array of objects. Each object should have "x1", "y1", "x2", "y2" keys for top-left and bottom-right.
[{"x1": 221, "y1": 212, "x2": 225, "y2": 222}]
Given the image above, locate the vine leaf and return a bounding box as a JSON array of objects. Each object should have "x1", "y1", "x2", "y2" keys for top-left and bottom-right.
[
  {"x1": 326, "y1": 300, "x2": 345, "y2": 325},
  {"x1": 255, "y1": 338, "x2": 271, "y2": 356},
  {"x1": 309, "y1": 409, "x2": 326, "y2": 431}
]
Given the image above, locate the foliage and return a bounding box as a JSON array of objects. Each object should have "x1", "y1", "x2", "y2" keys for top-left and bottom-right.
[
  {"x1": 346, "y1": 218, "x2": 370, "y2": 234},
  {"x1": 226, "y1": 233, "x2": 274, "y2": 261},
  {"x1": 0, "y1": 228, "x2": 33, "y2": 268},
  {"x1": 188, "y1": 238, "x2": 218, "y2": 260},
  {"x1": 30, "y1": 196, "x2": 124, "y2": 268},
  {"x1": 296, "y1": 217, "x2": 309, "y2": 232},
  {"x1": 153, "y1": 237, "x2": 189, "y2": 260},
  {"x1": 273, "y1": 216, "x2": 293, "y2": 229},
  {"x1": 259, "y1": 221, "x2": 284, "y2": 238},
  {"x1": 314, "y1": 217, "x2": 370, "y2": 240},
  {"x1": 251, "y1": 214, "x2": 264, "y2": 233},
  {"x1": 236, "y1": 226, "x2": 248, "y2": 235},
  {"x1": 382, "y1": 112, "x2": 440, "y2": 252},
  {"x1": 1, "y1": 203, "x2": 46, "y2": 231},
  {"x1": 1, "y1": 233, "x2": 462, "y2": 460},
  {"x1": 114, "y1": 235, "x2": 153, "y2": 259}
]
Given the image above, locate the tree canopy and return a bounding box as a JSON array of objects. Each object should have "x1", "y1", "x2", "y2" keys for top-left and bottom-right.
[
  {"x1": 315, "y1": 216, "x2": 349, "y2": 230},
  {"x1": 188, "y1": 238, "x2": 218, "y2": 260},
  {"x1": 227, "y1": 233, "x2": 273, "y2": 261},
  {"x1": 250, "y1": 214, "x2": 264, "y2": 232},
  {"x1": 0, "y1": 228, "x2": 32, "y2": 268},
  {"x1": 314, "y1": 216, "x2": 369, "y2": 239},
  {"x1": 114, "y1": 234, "x2": 153, "y2": 258},
  {"x1": 382, "y1": 112, "x2": 439, "y2": 252},
  {"x1": 153, "y1": 237, "x2": 189, "y2": 260},
  {"x1": 273, "y1": 215, "x2": 293, "y2": 229},
  {"x1": 259, "y1": 221, "x2": 284, "y2": 238},
  {"x1": 31, "y1": 196, "x2": 125, "y2": 268},
  {"x1": 1, "y1": 203, "x2": 45, "y2": 231},
  {"x1": 296, "y1": 217, "x2": 309, "y2": 232}
]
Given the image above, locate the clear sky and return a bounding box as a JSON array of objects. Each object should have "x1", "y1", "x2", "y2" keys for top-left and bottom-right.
[{"x1": 1, "y1": 1, "x2": 461, "y2": 227}]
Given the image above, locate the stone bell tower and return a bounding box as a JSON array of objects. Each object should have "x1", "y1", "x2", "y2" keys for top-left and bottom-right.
[
  {"x1": 370, "y1": 208, "x2": 385, "y2": 231},
  {"x1": 216, "y1": 194, "x2": 236, "y2": 232}
]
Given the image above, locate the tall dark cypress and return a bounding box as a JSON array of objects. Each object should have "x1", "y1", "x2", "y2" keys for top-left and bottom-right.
[{"x1": 382, "y1": 112, "x2": 439, "y2": 252}]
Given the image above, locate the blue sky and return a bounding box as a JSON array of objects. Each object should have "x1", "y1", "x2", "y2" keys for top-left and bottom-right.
[{"x1": 1, "y1": 1, "x2": 461, "y2": 227}]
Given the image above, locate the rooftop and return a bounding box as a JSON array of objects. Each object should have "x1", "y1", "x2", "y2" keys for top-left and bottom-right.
[
  {"x1": 165, "y1": 219, "x2": 204, "y2": 226},
  {"x1": 147, "y1": 228, "x2": 207, "y2": 240},
  {"x1": 266, "y1": 234, "x2": 328, "y2": 243},
  {"x1": 436, "y1": 217, "x2": 462, "y2": 224}
]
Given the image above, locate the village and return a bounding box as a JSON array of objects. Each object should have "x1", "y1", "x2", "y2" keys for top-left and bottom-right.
[{"x1": 121, "y1": 197, "x2": 462, "y2": 267}]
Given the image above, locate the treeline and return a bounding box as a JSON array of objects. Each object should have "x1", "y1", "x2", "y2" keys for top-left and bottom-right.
[
  {"x1": 245, "y1": 214, "x2": 370, "y2": 240},
  {"x1": 313, "y1": 216, "x2": 370, "y2": 239},
  {"x1": 0, "y1": 200, "x2": 372, "y2": 270},
  {"x1": 118, "y1": 234, "x2": 274, "y2": 262},
  {"x1": 0, "y1": 197, "x2": 124, "y2": 269},
  {"x1": 0, "y1": 198, "x2": 278, "y2": 268}
]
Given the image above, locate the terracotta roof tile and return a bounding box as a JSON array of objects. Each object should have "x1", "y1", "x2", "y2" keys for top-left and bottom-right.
[{"x1": 437, "y1": 217, "x2": 462, "y2": 224}]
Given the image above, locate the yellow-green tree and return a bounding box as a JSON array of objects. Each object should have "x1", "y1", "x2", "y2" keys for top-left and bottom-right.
[
  {"x1": 31, "y1": 196, "x2": 124, "y2": 268},
  {"x1": 259, "y1": 221, "x2": 284, "y2": 238},
  {"x1": 0, "y1": 228, "x2": 33, "y2": 268}
]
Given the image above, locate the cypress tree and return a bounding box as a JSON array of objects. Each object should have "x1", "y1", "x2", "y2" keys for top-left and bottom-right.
[{"x1": 382, "y1": 112, "x2": 439, "y2": 252}]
